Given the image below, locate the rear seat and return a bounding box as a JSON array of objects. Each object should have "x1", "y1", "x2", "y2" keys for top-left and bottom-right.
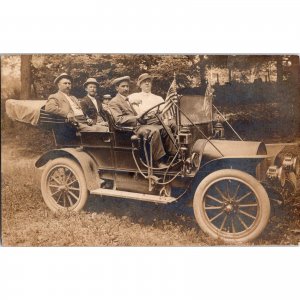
[{"x1": 38, "y1": 107, "x2": 80, "y2": 146}]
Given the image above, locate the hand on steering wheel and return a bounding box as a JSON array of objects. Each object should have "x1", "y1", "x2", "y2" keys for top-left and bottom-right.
[{"x1": 137, "y1": 102, "x2": 164, "y2": 125}]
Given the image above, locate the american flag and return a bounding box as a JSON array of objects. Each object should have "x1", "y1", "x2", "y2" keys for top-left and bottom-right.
[
  {"x1": 203, "y1": 83, "x2": 213, "y2": 119},
  {"x1": 162, "y1": 78, "x2": 177, "y2": 120}
]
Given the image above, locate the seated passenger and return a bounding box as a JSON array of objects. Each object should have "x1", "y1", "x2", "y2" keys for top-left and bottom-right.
[
  {"x1": 45, "y1": 73, "x2": 106, "y2": 132},
  {"x1": 102, "y1": 94, "x2": 112, "y2": 112},
  {"x1": 80, "y1": 78, "x2": 108, "y2": 132},
  {"x1": 108, "y1": 76, "x2": 177, "y2": 168}
]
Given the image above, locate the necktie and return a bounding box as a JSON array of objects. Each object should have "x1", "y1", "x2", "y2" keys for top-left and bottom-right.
[{"x1": 125, "y1": 97, "x2": 138, "y2": 116}]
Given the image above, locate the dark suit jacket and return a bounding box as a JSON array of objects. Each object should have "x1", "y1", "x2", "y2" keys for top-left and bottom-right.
[
  {"x1": 45, "y1": 91, "x2": 82, "y2": 118},
  {"x1": 108, "y1": 93, "x2": 138, "y2": 127},
  {"x1": 80, "y1": 95, "x2": 106, "y2": 125}
]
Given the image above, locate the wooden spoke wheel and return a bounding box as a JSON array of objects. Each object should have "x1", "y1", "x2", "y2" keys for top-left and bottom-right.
[
  {"x1": 193, "y1": 169, "x2": 270, "y2": 243},
  {"x1": 41, "y1": 158, "x2": 88, "y2": 212}
]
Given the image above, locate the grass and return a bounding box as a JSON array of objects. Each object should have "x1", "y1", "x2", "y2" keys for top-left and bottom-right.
[
  {"x1": 2, "y1": 166, "x2": 218, "y2": 246},
  {"x1": 1, "y1": 121, "x2": 300, "y2": 246},
  {"x1": 2, "y1": 137, "x2": 219, "y2": 246}
]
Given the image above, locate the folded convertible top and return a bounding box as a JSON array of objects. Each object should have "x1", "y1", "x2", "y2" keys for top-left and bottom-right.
[{"x1": 5, "y1": 99, "x2": 47, "y2": 125}]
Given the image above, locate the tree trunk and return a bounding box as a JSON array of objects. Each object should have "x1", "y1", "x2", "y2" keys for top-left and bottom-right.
[
  {"x1": 228, "y1": 67, "x2": 232, "y2": 82},
  {"x1": 20, "y1": 55, "x2": 32, "y2": 99}
]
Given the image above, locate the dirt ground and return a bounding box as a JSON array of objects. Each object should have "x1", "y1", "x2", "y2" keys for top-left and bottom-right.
[{"x1": 1, "y1": 123, "x2": 300, "y2": 246}]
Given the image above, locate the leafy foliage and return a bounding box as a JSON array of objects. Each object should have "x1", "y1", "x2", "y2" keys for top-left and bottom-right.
[
  {"x1": 31, "y1": 54, "x2": 200, "y2": 99},
  {"x1": 1, "y1": 55, "x2": 21, "y2": 99},
  {"x1": 3, "y1": 55, "x2": 298, "y2": 129}
]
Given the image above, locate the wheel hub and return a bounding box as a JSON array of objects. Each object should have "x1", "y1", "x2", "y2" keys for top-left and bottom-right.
[
  {"x1": 58, "y1": 185, "x2": 69, "y2": 192},
  {"x1": 223, "y1": 199, "x2": 238, "y2": 214},
  {"x1": 224, "y1": 203, "x2": 234, "y2": 213}
]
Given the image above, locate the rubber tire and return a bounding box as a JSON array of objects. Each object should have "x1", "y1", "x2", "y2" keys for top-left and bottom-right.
[
  {"x1": 193, "y1": 169, "x2": 270, "y2": 244},
  {"x1": 41, "y1": 157, "x2": 88, "y2": 212}
]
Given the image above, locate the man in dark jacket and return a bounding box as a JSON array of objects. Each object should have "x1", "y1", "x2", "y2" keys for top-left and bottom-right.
[
  {"x1": 80, "y1": 78, "x2": 108, "y2": 132},
  {"x1": 108, "y1": 76, "x2": 177, "y2": 168}
]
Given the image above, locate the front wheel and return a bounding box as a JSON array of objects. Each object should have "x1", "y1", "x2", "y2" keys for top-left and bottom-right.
[
  {"x1": 193, "y1": 169, "x2": 270, "y2": 243},
  {"x1": 41, "y1": 157, "x2": 88, "y2": 212}
]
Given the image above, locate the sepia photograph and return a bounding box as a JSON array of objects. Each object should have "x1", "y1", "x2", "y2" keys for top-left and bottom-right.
[
  {"x1": 1, "y1": 0, "x2": 300, "y2": 299},
  {"x1": 1, "y1": 54, "x2": 299, "y2": 246}
]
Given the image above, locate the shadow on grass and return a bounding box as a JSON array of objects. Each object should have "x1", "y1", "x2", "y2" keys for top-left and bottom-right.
[{"x1": 85, "y1": 195, "x2": 197, "y2": 230}]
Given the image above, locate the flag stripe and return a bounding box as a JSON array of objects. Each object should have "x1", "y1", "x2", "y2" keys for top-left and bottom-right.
[{"x1": 162, "y1": 78, "x2": 178, "y2": 120}]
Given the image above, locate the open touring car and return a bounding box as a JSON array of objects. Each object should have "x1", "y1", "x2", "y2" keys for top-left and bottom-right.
[{"x1": 6, "y1": 83, "x2": 299, "y2": 243}]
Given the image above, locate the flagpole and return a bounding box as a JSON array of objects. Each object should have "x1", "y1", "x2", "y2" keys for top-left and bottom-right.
[
  {"x1": 173, "y1": 73, "x2": 180, "y2": 130},
  {"x1": 212, "y1": 104, "x2": 243, "y2": 141}
]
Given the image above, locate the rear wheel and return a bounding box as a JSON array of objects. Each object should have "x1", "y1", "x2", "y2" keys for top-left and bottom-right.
[
  {"x1": 193, "y1": 169, "x2": 270, "y2": 243},
  {"x1": 41, "y1": 157, "x2": 88, "y2": 212}
]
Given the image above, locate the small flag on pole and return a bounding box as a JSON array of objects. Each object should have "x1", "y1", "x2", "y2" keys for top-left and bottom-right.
[
  {"x1": 165, "y1": 78, "x2": 177, "y2": 102},
  {"x1": 162, "y1": 77, "x2": 177, "y2": 119},
  {"x1": 203, "y1": 83, "x2": 214, "y2": 119}
]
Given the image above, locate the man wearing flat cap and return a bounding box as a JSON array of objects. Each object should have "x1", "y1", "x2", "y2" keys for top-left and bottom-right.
[
  {"x1": 102, "y1": 94, "x2": 112, "y2": 111},
  {"x1": 108, "y1": 76, "x2": 137, "y2": 127},
  {"x1": 80, "y1": 78, "x2": 108, "y2": 132},
  {"x1": 129, "y1": 73, "x2": 177, "y2": 133},
  {"x1": 108, "y1": 76, "x2": 176, "y2": 168},
  {"x1": 129, "y1": 73, "x2": 165, "y2": 115},
  {"x1": 102, "y1": 94, "x2": 112, "y2": 105},
  {"x1": 45, "y1": 73, "x2": 106, "y2": 132}
]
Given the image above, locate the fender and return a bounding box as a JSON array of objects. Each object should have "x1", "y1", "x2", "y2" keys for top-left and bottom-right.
[
  {"x1": 35, "y1": 148, "x2": 100, "y2": 191},
  {"x1": 198, "y1": 156, "x2": 267, "y2": 176},
  {"x1": 187, "y1": 155, "x2": 268, "y2": 199}
]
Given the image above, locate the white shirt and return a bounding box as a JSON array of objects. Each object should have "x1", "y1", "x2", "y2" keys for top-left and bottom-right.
[
  {"x1": 88, "y1": 95, "x2": 99, "y2": 111},
  {"x1": 61, "y1": 92, "x2": 83, "y2": 116},
  {"x1": 128, "y1": 92, "x2": 165, "y2": 115}
]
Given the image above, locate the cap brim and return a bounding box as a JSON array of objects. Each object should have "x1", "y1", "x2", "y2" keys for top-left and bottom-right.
[
  {"x1": 54, "y1": 75, "x2": 73, "y2": 85},
  {"x1": 137, "y1": 76, "x2": 153, "y2": 86},
  {"x1": 112, "y1": 76, "x2": 130, "y2": 86},
  {"x1": 84, "y1": 82, "x2": 99, "y2": 88}
]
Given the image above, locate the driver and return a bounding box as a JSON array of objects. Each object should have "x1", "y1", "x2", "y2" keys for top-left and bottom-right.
[
  {"x1": 129, "y1": 73, "x2": 177, "y2": 133},
  {"x1": 129, "y1": 73, "x2": 165, "y2": 115},
  {"x1": 108, "y1": 76, "x2": 177, "y2": 168}
]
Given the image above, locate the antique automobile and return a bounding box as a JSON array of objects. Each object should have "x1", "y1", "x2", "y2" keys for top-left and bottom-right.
[{"x1": 5, "y1": 84, "x2": 299, "y2": 243}]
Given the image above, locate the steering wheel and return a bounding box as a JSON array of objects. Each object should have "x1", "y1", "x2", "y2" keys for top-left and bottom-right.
[
  {"x1": 137, "y1": 102, "x2": 165, "y2": 125},
  {"x1": 137, "y1": 101, "x2": 179, "y2": 153}
]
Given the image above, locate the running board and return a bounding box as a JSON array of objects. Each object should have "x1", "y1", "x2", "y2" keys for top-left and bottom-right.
[{"x1": 90, "y1": 188, "x2": 176, "y2": 204}]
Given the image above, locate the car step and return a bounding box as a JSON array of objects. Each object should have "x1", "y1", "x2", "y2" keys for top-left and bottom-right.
[{"x1": 90, "y1": 188, "x2": 176, "y2": 204}]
